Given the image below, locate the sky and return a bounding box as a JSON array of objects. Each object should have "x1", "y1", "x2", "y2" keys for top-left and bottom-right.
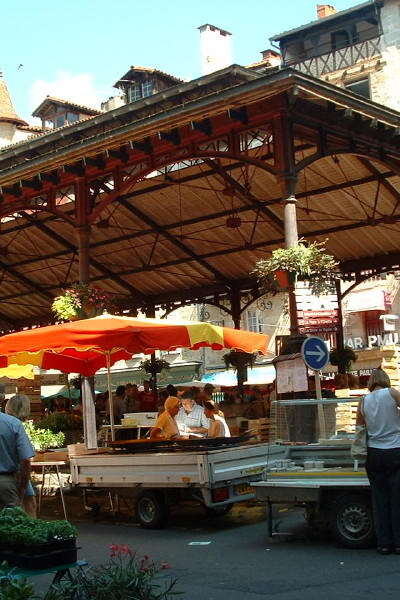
[{"x1": 1, "y1": 0, "x2": 359, "y2": 123}]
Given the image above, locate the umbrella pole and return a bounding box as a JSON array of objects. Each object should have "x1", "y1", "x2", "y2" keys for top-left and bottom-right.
[{"x1": 106, "y1": 352, "x2": 115, "y2": 442}]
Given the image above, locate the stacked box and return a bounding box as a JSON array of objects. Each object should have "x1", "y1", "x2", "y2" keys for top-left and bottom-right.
[
  {"x1": 241, "y1": 417, "x2": 274, "y2": 442},
  {"x1": 381, "y1": 346, "x2": 400, "y2": 387},
  {"x1": 335, "y1": 402, "x2": 358, "y2": 433},
  {"x1": 17, "y1": 375, "x2": 43, "y2": 420}
]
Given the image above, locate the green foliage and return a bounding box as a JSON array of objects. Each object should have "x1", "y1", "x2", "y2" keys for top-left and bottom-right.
[
  {"x1": 0, "y1": 508, "x2": 77, "y2": 549},
  {"x1": 140, "y1": 358, "x2": 170, "y2": 375},
  {"x1": 36, "y1": 412, "x2": 82, "y2": 433},
  {"x1": 52, "y1": 284, "x2": 114, "y2": 321},
  {"x1": 23, "y1": 421, "x2": 65, "y2": 451},
  {"x1": 223, "y1": 351, "x2": 256, "y2": 370},
  {"x1": 253, "y1": 239, "x2": 339, "y2": 295},
  {"x1": 44, "y1": 546, "x2": 179, "y2": 600},
  {"x1": 0, "y1": 563, "x2": 36, "y2": 600},
  {"x1": 330, "y1": 346, "x2": 358, "y2": 373}
]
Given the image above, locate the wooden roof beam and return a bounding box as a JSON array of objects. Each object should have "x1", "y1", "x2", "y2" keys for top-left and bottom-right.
[
  {"x1": 203, "y1": 158, "x2": 284, "y2": 234},
  {"x1": 6, "y1": 169, "x2": 396, "y2": 271},
  {"x1": 19, "y1": 211, "x2": 146, "y2": 301},
  {"x1": 117, "y1": 199, "x2": 230, "y2": 283},
  {"x1": 0, "y1": 259, "x2": 53, "y2": 301},
  {"x1": 358, "y1": 157, "x2": 400, "y2": 216}
]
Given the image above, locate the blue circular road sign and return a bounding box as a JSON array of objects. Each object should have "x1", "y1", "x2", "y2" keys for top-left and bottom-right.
[{"x1": 301, "y1": 336, "x2": 329, "y2": 371}]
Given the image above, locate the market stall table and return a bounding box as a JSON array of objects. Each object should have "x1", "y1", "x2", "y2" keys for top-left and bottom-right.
[{"x1": 31, "y1": 460, "x2": 68, "y2": 520}]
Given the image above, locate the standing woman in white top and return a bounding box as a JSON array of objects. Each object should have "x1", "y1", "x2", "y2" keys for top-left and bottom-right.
[
  {"x1": 204, "y1": 400, "x2": 230, "y2": 438},
  {"x1": 356, "y1": 368, "x2": 400, "y2": 554}
]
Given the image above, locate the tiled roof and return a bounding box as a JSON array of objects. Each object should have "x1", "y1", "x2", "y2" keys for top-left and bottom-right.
[
  {"x1": 271, "y1": 0, "x2": 374, "y2": 41},
  {"x1": 32, "y1": 96, "x2": 101, "y2": 118},
  {"x1": 114, "y1": 66, "x2": 183, "y2": 88},
  {"x1": 0, "y1": 72, "x2": 28, "y2": 126}
]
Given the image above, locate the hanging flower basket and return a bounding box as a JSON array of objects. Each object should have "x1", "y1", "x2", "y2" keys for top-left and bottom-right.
[
  {"x1": 330, "y1": 346, "x2": 357, "y2": 373},
  {"x1": 223, "y1": 351, "x2": 256, "y2": 371},
  {"x1": 252, "y1": 239, "x2": 339, "y2": 296},
  {"x1": 139, "y1": 358, "x2": 170, "y2": 375},
  {"x1": 52, "y1": 284, "x2": 115, "y2": 321}
]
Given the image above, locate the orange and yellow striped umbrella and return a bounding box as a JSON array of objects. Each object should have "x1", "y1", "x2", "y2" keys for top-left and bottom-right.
[{"x1": 0, "y1": 314, "x2": 268, "y2": 376}]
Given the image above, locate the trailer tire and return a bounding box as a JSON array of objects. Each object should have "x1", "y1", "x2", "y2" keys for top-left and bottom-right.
[
  {"x1": 136, "y1": 491, "x2": 169, "y2": 529},
  {"x1": 329, "y1": 494, "x2": 375, "y2": 549},
  {"x1": 205, "y1": 504, "x2": 233, "y2": 518}
]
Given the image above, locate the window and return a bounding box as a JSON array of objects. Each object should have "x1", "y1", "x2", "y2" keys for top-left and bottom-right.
[
  {"x1": 55, "y1": 116, "x2": 65, "y2": 128},
  {"x1": 331, "y1": 29, "x2": 350, "y2": 50},
  {"x1": 66, "y1": 112, "x2": 79, "y2": 124},
  {"x1": 345, "y1": 78, "x2": 370, "y2": 99},
  {"x1": 246, "y1": 310, "x2": 262, "y2": 333},
  {"x1": 127, "y1": 83, "x2": 142, "y2": 103},
  {"x1": 142, "y1": 80, "x2": 153, "y2": 97},
  {"x1": 127, "y1": 81, "x2": 154, "y2": 103}
]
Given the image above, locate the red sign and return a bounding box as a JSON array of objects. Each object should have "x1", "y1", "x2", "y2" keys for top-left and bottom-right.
[{"x1": 298, "y1": 309, "x2": 339, "y2": 334}]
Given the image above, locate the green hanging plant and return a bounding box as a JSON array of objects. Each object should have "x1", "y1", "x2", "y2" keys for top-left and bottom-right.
[
  {"x1": 139, "y1": 358, "x2": 170, "y2": 375},
  {"x1": 252, "y1": 238, "x2": 339, "y2": 295},
  {"x1": 330, "y1": 346, "x2": 358, "y2": 373},
  {"x1": 223, "y1": 351, "x2": 256, "y2": 370},
  {"x1": 52, "y1": 284, "x2": 115, "y2": 321}
]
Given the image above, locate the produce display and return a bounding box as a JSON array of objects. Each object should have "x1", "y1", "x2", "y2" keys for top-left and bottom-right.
[{"x1": 0, "y1": 506, "x2": 77, "y2": 568}]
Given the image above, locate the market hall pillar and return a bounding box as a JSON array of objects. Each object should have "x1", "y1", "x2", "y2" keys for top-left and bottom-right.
[
  {"x1": 230, "y1": 288, "x2": 247, "y2": 394},
  {"x1": 273, "y1": 113, "x2": 299, "y2": 336},
  {"x1": 75, "y1": 178, "x2": 98, "y2": 449}
]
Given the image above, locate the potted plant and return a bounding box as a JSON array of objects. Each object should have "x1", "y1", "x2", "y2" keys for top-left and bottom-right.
[
  {"x1": 52, "y1": 284, "x2": 114, "y2": 321},
  {"x1": 330, "y1": 346, "x2": 358, "y2": 388},
  {"x1": 253, "y1": 239, "x2": 338, "y2": 295},
  {"x1": 223, "y1": 351, "x2": 256, "y2": 370},
  {"x1": 35, "y1": 412, "x2": 83, "y2": 446},
  {"x1": 44, "y1": 544, "x2": 178, "y2": 600},
  {"x1": 23, "y1": 421, "x2": 65, "y2": 452},
  {"x1": 139, "y1": 357, "x2": 170, "y2": 375},
  {"x1": 0, "y1": 507, "x2": 77, "y2": 569}
]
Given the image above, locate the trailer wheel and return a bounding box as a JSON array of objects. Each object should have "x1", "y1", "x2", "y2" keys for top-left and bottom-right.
[
  {"x1": 205, "y1": 504, "x2": 233, "y2": 518},
  {"x1": 136, "y1": 491, "x2": 169, "y2": 529},
  {"x1": 329, "y1": 494, "x2": 375, "y2": 549}
]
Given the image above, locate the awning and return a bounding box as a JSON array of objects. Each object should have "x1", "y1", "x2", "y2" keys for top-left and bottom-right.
[
  {"x1": 202, "y1": 365, "x2": 276, "y2": 387},
  {"x1": 345, "y1": 289, "x2": 386, "y2": 313},
  {"x1": 94, "y1": 362, "x2": 201, "y2": 391}
]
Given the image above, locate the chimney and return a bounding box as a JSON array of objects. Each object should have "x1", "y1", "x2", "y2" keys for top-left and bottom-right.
[
  {"x1": 317, "y1": 4, "x2": 336, "y2": 19},
  {"x1": 198, "y1": 24, "x2": 233, "y2": 76},
  {"x1": 260, "y1": 49, "x2": 281, "y2": 67}
]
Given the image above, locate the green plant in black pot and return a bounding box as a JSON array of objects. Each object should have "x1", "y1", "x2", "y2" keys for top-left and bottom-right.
[
  {"x1": 253, "y1": 238, "x2": 338, "y2": 295},
  {"x1": 330, "y1": 346, "x2": 357, "y2": 374},
  {"x1": 139, "y1": 358, "x2": 170, "y2": 375},
  {"x1": 223, "y1": 351, "x2": 255, "y2": 370}
]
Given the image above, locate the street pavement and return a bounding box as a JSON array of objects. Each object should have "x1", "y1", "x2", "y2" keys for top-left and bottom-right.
[{"x1": 35, "y1": 502, "x2": 400, "y2": 599}]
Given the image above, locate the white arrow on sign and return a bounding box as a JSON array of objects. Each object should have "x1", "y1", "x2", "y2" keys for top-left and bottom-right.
[{"x1": 305, "y1": 348, "x2": 326, "y2": 362}]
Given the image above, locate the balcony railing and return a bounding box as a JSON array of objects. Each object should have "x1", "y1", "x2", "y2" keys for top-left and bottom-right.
[{"x1": 289, "y1": 36, "x2": 382, "y2": 78}]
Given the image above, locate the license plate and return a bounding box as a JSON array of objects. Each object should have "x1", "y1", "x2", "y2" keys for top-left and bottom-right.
[{"x1": 235, "y1": 484, "x2": 253, "y2": 496}]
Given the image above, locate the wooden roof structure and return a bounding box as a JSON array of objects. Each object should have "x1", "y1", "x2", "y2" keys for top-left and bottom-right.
[{"x1": 0, "y1": 65, "x2": 399, "y2": 331}]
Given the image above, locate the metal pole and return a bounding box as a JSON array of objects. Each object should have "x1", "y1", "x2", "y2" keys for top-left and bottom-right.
[
  {"x1": 106, "y1": 352, "x2": 115, "y2": 442},
  {"x1": 314, "y1": 370, "x2": 326, "y2": 440},
  {"x1": 335, "y1": 279, "x2": 345, "y2": 365},
  {"x1": 283, "y1": 195, "x2": 299, "y2": 335}
]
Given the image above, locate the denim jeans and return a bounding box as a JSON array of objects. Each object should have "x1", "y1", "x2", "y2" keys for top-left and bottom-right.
[{"x1": 366, "y1": 446, "x2": 400, "y2": 547}]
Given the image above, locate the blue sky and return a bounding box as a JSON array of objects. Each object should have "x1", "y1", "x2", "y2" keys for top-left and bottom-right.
[{"x1": 1, "y1": 0, "x2": 358, "y2": 122}]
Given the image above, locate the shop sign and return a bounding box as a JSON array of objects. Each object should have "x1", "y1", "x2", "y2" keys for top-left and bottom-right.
[
  {"x1": 298, "y1": 309, "x2": 339, "y2": 334},
  {"x1": 345, "y1": 333, "x2": 399, "y2": 349}
]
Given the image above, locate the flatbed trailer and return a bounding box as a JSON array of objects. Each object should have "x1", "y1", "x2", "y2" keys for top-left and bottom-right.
[
  {"x1": 70, "y1": 442, "x2": 270, "y2": 528},
  {"x1": 253, "y1": 468, "x2": 373, "y2": 548}
]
